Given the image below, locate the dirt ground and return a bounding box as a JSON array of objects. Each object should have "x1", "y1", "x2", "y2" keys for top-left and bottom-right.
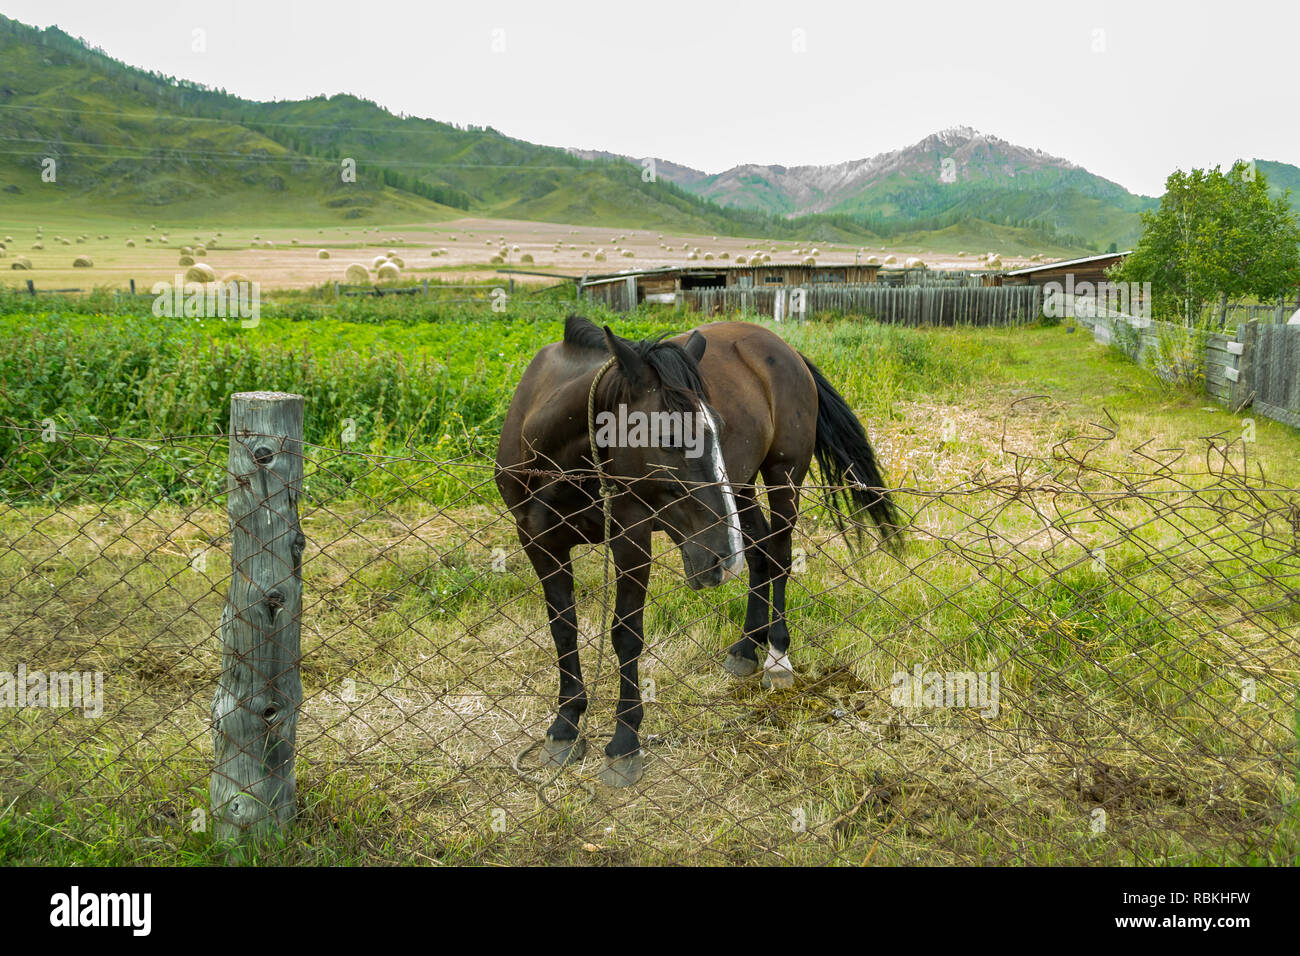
[{"x1": 0, "y1": 216, "x2": 1032, "y2": 293}]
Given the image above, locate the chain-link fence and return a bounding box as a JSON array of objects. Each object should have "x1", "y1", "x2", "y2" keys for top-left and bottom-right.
[{"x1": 1, "y1": 416, "x2": 1298, "y2": 865}]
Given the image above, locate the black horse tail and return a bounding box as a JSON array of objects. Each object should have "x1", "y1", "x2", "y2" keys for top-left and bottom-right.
[{"x1": 800, "y1": 352, "x2": 903, "y2": 550}]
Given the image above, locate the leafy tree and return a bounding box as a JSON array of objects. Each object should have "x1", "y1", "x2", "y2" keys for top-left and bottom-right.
[{"x1": 1114, "y1": 162, "x2": 1300, "y2": 324}]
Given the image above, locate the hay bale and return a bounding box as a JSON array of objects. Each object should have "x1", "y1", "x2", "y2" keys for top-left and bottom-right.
[
  {"x1": 719, "y1": 252, "x2": 730, "y2": 259},
  {"x1": 377, "y1": 261, "x2": 401, "y2": 279},
  {"x1": 73, "y1": 255, "x2": 93, "y2": 268},
  {"x1": 125, "y1": 239, "x2": 135, "y2": 248},
  {"x1": 11, "y1": 256, "x2": 32, "y2": 270},
  {"x1": 221, "y1": 272, "x2": 251, "y2": 285},
  {"x1": 520, "y1": 253, "x2": 534, "y2": 264},
  {"x1": 184, "y1": 263, "x2": 217, "y2": 283},
  {"x1": 593, "y1": 252, "x2": 606, "y2": 262},
  {"x1": 905, "y1": 257, "x2": 925, "y2": 268},
  {"x1": 865, "y1": 256, "x2": 880, "y2": 265},
  {"x1": 490, "y1": 255, "x2": 505, "y2": 265},
  {"x1": 178, "y1": 255, "x2": 195, "y2": 266},
  {"x1": 703, "y1": 252, "x2": 713, "y2": 260},
  {"x1": 581, "y1": 251, "x2": 591, "y2": 259},
  {"x1": 802, "y1": 256, "x2": 816, "y2": 266},
  {"x1": 987, "y1": 256, "x2": 1003, "y2": 269},
  {"x1": 31, "y1": 242, "x2": 43, "y2": 250},
  {"x1": 622, "y1": 250, "x2": 635, "y2": 258},
  {"x1": 194, "y1": 245, "x2": 207, "y2": 256},
  {"x1": 735, "y1": 256, "x2": 748, "y2": 265},
  {"x1": 159, "y1": 236, "x2": 168, "y2": 244},
  {"x1": 180, "y1": 246, "x2": 194, "y2": 256},
  {"x1": 884, "y1": 255, "x2": 897, "y2": 264},
  {"x1": 344, "y1": 263, "x2": 370, "y2": 284},
  {"x1": 371, "y1": 255, "x2": 390, "y2": 269},
  {"x1": 388, "y1": 255, "x2": 405, "y2": 268},
  {"x1": 60, "y1": 238, "x2": 72, "y2": 246},
  {"x1": 317, "y1": 249, "x2": 330, "y2": 259},
  {"x1": 687, "y1": 252, "x2": 698, "y2": 260}
]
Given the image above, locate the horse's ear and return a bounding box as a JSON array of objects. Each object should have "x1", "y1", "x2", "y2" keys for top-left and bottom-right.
[
  {"x1": 603, "y1": 325, "x2": 646, "y2": 387},
  {"x1": 684, "y1": 330, "x2": 707, "y2": 363}
]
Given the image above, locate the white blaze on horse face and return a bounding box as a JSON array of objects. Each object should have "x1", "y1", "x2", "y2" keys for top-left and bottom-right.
[{"x1": 700, "y1": 404, "x2": 745, "y2": 577}]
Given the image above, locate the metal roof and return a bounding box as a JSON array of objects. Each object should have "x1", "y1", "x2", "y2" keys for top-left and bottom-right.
[{"x1": 1002, "y1": 251, "x2": 1131, "y2": 277}]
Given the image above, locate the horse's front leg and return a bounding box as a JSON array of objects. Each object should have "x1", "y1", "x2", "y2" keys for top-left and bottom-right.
[
  {"x1": 759, "y1": 476, "x2": 800, "y2": 690},
  {"x1": 600, "y1": 529, "x2": 652, "y2": 787},
  {"x1": 523, "y1": 541, "x2": 587, "y2": 767},
  {"x1": 725, "y1": 484, "x2": 772, "y2": 677}
]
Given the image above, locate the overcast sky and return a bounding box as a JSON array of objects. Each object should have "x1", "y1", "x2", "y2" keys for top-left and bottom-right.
[{"x1": 6, "y1": 0, "x2": 1296, "y2": 196}]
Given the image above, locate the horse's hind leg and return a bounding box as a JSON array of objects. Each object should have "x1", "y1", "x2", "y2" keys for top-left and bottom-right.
[
  {"x1": 724, "y1": 485, "x2": 772, "y2": 678},
  {"x1": 759, "y1": 473, "x2": 800, "y2": 690},
  {"x1": 524, "y1": 543, "x2": 587, "y2": 767}
]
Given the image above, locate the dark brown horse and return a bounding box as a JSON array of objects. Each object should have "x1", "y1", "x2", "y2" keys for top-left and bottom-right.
[{"x1": 495, "y1": 315, "x2": 897, "y2": 786}]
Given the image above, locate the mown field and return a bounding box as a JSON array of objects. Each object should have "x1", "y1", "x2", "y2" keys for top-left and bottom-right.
[{"x1": 1, "y1": 293, "x2": 1298, "y2": 865}]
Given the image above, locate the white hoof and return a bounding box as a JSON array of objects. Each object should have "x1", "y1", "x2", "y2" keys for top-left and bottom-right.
[{"x1": 762, "y1": 646, "x2": 795, "y2": 689}]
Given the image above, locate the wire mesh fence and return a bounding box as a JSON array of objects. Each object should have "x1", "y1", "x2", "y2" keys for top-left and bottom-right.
[{"x1": 1, "y1": 417, "x2": 1298, "y2": 865}]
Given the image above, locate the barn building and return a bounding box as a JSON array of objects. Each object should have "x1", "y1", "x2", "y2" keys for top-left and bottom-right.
[
  {"x1": 575, "y1": 262, "x2": 882, "y2": 311},
  {"x1": 984, "y1": 251, "x2": 1130, "y2": 287}
]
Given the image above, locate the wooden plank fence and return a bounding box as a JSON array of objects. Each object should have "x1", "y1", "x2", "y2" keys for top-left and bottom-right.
[
  {"x1": 1085, "y1": 313, "x2": 1300, "y2": 428},
  {"x1": 683, "y1": 284, "x2": 1041, "y2": 326}
]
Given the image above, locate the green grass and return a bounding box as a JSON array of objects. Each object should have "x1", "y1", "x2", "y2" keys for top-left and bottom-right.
[{"x1": 2, "y1": 301, "x2": 1298, "y2": 865}]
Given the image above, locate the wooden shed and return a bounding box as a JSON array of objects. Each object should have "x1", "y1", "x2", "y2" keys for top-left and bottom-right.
[{"x1": 985, "y1": 251, "x2": 1130, "y2": 288}]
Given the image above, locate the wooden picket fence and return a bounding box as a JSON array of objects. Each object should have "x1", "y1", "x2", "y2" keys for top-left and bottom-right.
[{"x1": 684, "y1": 284, "x2": 1041, "y2": 327}]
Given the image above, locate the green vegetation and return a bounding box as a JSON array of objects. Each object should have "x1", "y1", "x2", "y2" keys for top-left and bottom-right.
[
  {"x1": 2, "y1": 297, "x2": 1299, "y2": 867},
  {"x1": 1115, "y1": 161, "x2": 1300, "y2": 324}
]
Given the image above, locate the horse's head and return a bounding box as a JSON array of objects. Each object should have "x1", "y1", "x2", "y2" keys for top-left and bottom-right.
[{"x1": 594, "y1": 324, "x2": 745, "y2": 590}]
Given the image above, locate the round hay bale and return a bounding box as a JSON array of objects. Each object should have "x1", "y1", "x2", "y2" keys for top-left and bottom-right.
[
  {"x1": 905, "y1": 257, "x2": 925, "y2": 269},
  {"x1": 72, "y1": 254, "x2": 93, "y2": 268},
  {"x1": 622, "y1": 250, "x2": 635, "y2": 258},
  {"x1": 125, "y1": 239, "x2": 135, "y2": 248},
  {"x1": 264, "y1": 240, "x2": 274, "y2": 249},
  {"x1": 520, "y1": 253, "x2": 534, "y2": 264},
  {"x1": 60, "y1": 238, "x2": 72, "y2": 246},
  {"x1": 194, "y1": 245, "x2": 207, "y2": 256},
  {"x1": 593, "y1": 252, "x2": 606, "y2": 262},
  {"x1": 581, "y1": 251, "x2": 591, "y2": 259},
  {"x1": 343, "y1": 263, "x2": 370, "y2": 284},
  {"x1": 703, "y1": 252, "x2": 712, "y2": 260},
  {"x1": 884, "y1": 255, "x2": 897, "y2": 264},
  {"x1": 178, "y1": 255, "x2": 195, "y2": 266},
  {"x1": 31, "y1": 242, "x2": 43, "y2": 250},
  {"x1": 719, "y1": 252, "x2": 729, "y2": 259},
  {"x1": 735, "y1": 256, "x2": 748, "y2": 265},
  {"x1": 687, "y1": 251, "x2": 698, "y2": 260},
  {"x1": 317, "y1": 249, "x2": 330, "y2": 259},
  {"x1": 221, "y1": 272, "x2": 251, "y2": 285},
  {"x1": 11, "y1": 256, "x2": 32, "y2": 270},
  {"x1": 490, "y1": 255, "x2": 505, "y2": 265},
  {"x1": 184, "y1": 263, "x2": 217, "y2": 283},
  {"x1": 370, "y1": 255, "x2": 389, "y2": 269},
  {"x1": 291, "y1": 238, "x2": 299, "y2": 245},
  {"x1": 388, "y1": 255, "x2": 405, "y2": 268},
  {"x1": 159, "y1": 236, "x2": 168, "y2": 244},
  {"x1": 75, "y1": 236, "x2": 86, "y2": 244},
  {"x1": 377, "y1": 261, "x2": 401, "y2": 279},
  {"x1": 180, "y1": 246, "x2": 194, "y2": 256},
  {"x1": 987, "y1": 256, "x2": 1003, "y2": 269},
  {"x1": 865, "y1": 256, "x2": 880, "y2": 265},
  {"x1": 802, "y1": 256, "x2": 816, "y2": 266}
]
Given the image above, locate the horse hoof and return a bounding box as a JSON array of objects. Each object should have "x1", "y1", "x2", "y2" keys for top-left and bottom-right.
[
  {"x1": 541, "y1": 735, "x2": 585, "y2": 768},
  {"x1": 761, "y1": 668, "x2": 795, "y2": 690},
  {"x1": 724, "y1": 652, "x2": 760, "y2": 677},
  {"x1": 599, "y1": 751, "x2": 645, "y2": 788}
]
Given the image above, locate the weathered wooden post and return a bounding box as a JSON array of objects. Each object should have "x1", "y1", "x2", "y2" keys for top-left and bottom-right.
[
  {"x1": 211, "y1": 391, "x2": 306, "y2": 846},
  {"x1": 1232, "y1": 319, "x2": 1258, "y2": 411}
]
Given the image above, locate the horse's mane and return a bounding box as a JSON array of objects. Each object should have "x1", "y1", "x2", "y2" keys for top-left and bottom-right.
[{"x1": 564, "y1": 314, "x2": 709, "y2": 415}]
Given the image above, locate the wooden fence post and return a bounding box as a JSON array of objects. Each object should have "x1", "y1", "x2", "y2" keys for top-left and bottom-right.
[
  {"x1": 1232, "y1": 320, "x2": 1258, "y2": 411},
  {"x1": 211, "y1": 391, "x2": 306, "y2": 846}
]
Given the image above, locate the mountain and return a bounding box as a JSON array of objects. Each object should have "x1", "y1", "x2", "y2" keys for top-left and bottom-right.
[
  {"x1": 591, "y1": 128, "x2": 1159, "y2": 250},
  {"x1": 0, "y1": 15, "x2": 889, "y2": 240}
]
